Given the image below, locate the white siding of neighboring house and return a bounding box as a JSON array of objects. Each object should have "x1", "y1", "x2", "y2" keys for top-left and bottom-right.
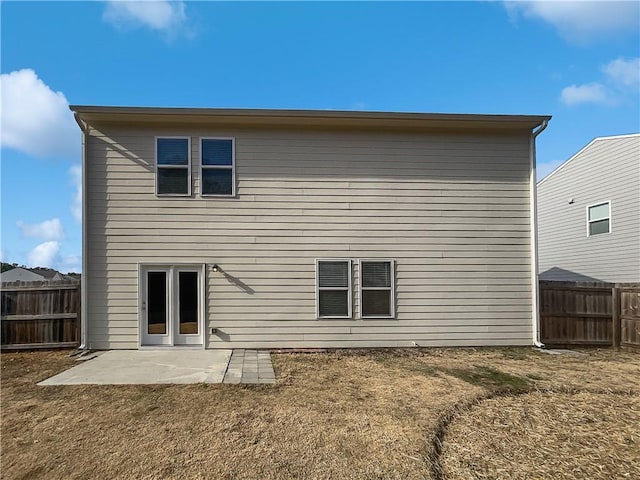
[
  {"x1": 537, "y1": 134, "x2": 640, "y2": 282},
  {"x1": 85, "y1": 124, "x2": 535, "y2": 349}
]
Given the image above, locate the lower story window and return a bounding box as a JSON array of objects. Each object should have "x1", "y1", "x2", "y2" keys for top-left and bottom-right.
[
  {"x1": 317, "y1": 260, "x2": 352, "y2": 318},
  {"x1": 360, "y1": 260, "x2": 395, "y2": 318}
]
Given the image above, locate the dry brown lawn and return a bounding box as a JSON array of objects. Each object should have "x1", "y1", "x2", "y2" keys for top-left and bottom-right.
[{"x1": 1, "y1": 348, "x2": 639, "y2": 480}]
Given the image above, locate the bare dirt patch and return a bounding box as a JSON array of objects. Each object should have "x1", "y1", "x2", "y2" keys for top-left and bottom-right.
[{"x1": 1, "y1": 348, "x2": 639, "y2": 479}]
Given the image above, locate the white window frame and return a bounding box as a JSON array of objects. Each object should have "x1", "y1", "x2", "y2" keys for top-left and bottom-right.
[
  {"x1": 586, "y1": 200, "x2": 612, "y2": 237},
  {"x1": 315, "y1": 259, "x2": 352, "y2": 319},
  {"x1": 155, "y1": 136, "x2": 191, "y2": 196},
  {"x1": 358, "y1": 259, "x2": 395, "y2": 319},
  {"x1": 200, "y1": 137, "x2": 236, "y2": 197}
]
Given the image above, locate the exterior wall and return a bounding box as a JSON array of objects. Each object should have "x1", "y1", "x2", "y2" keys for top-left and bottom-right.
[
  {"x1": 537, "y1": 134, "x2": 640, "y2": 282},
  {"x1": 85, "y1": 123, "x2": 534, "y2": 349}
]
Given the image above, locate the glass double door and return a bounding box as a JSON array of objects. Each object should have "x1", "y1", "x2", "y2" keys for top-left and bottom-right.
[{"x1": 141, "y1": 266, "x2": 203, "y2": 346}]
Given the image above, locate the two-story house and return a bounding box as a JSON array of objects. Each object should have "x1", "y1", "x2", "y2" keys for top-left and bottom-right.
[
  {"x1": 537, "y1": 133, "x2": 640, "y2": 283},
  {"x1": 71, "y1": 106, "x2": 550, "y2": 350}
]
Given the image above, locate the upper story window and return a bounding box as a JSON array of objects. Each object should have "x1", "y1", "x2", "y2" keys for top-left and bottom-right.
[
  {"x1": 201, "y1": 138, "x2": 235, "y2": 196},
  {"x1": 587, "y1": 201, "x2": 611, "y2": 236},
  {"x1": 316, "y1": 260, "x2": 352, "y2": 318},
  {"x1": 156, "y1": 137, "x2": 191, "y2": 196}
]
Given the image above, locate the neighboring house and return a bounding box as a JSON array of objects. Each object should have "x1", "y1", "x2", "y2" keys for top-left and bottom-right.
[
  {"x1": 30, "y1": 268, "x2": 78, "y2": 282},
  {"x1": 0, "y1": 267, "x2": 79, "y2": 284},
  {"x1": 71, "y1": 106, "x2": 550, "y2": 350},
  {"x1": 537, "y1": 133, "x2": 640, "y2": 283},
  {"x1": 0, "y1": 267, "x2": 46, "y2": 283},
  {"x1": 0, "y1": 267, "x2": 79, "y2": 283}
]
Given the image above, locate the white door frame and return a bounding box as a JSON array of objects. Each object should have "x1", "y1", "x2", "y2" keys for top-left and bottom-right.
[
  {"x1": 138, "y1": 263, "x2": 206, "y2": 348},
  {"x1": 140, "y1": 266, "x2": 172, "y2": 347}
]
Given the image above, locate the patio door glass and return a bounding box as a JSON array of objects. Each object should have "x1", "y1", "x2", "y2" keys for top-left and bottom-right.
[
  {"x1": 147, "y1": 271, "x2": 168, "y2": 335},
  {"x1": 174, "y1": 269, "x2": 201, "y2": 345},
  {"x1": 178, "y1": 272, "x2": 198, "y2": 335}
]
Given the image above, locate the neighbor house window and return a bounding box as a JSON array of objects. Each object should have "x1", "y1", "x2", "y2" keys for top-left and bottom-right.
[
  {"x1": 156, "y1": 137, "x2": 191, "y2": 196},
  {"x1": 587, "y1": 201, "x2": 611, "y2": 236},
  {"x1": 359, "y1": 260, "x2": 395, "y2": 318},
  {"x1": 317, "y1": 260, "x2": 352, "y2": 318},
  {"x1": 201, "y1": 138, "x2": 235, "y2": 196}
]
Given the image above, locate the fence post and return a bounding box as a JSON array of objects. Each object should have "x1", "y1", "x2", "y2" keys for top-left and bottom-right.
[{"x1": 612, "y1": 287, "x2": 621, "y2": 348}]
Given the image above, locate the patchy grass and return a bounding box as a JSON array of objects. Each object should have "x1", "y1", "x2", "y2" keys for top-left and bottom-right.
[
  {"x1": 376, "y1": 353, "x2": 532, "y2": 392},
  {"x1": 1, "y1": 347, "x2": 639, "y2": 480},
  {"x1": 439, "y1": 365, "x2": 531, "y2": 392}
]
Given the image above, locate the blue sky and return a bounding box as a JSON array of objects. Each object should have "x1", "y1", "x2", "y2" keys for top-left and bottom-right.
[{"x1": 1, "y1": 1, "x2": 639, "y2": 272}]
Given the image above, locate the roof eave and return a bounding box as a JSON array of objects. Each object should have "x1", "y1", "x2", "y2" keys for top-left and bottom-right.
[{"x1": 69, "y1": 105, "x2": 551, "y2": 132}]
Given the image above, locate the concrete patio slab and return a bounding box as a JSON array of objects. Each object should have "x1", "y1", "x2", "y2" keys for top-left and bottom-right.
[{"x1": 38, "y1": 349, "x2": 232, "y2": 385}]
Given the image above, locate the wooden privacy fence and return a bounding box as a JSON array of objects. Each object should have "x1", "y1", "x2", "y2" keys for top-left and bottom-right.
[
  {"x1": 1, "y1": 280, "x2": 80, "y2": 350},
  {"x1": 616, "y1": 286, "x2": 640, "y2": 349},
  {"x1": 540, "y1": 281, "x2": 640, "y2": 349}
]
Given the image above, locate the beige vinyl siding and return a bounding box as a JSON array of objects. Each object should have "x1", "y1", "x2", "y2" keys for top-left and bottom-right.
[
  {"x1": 537, "y1": 135, "x2": 640, "y2": 282},
  {"x1": 85, "y1": 125, "x2": 533, "y2": 349}
]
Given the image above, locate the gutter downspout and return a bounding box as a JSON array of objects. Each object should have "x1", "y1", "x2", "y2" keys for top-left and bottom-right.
[
  {"x1": 530, "y1": 119, "x2": 549, "y2": 348},
  {"x1": 73, "y1": 113, "x2": 89, "y2": 351}
]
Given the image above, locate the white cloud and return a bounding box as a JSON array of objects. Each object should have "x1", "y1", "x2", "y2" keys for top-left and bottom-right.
[
  {"x1": 537, "y1": 159, "x2": 565, "y2": 181},
  {"x1": 103, "y1": 1, "x2": 188, "y2": 35},
  {"x1": 0, "y1": 69, "x2": 78, "y2": 159},
  {"x1": 603, "y1": 57, "x2": 640, "y2": 90},
  {"x1": 505, "y1": 1, "x2": 640, "y2": 42},
  {"x1": 560, "y1": 82, "x2": 611, "y2": 106},
  {"x1": 70, "y1": 165, "x2": 82, "y2": 223},
  {"x1": 560, "y1": 56, "x2": 640, "y2": 107},
  {"x1": 17, "y1": 218, "x2": 65, "y2": 241},
  {"x1": 27, "y1": 241, "x2": 61, "y2": 268}
]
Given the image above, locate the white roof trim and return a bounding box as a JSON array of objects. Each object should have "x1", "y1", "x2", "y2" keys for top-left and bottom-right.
[
  {"x1": 70, "y1": 105, "x2": 550, "y2": 131},
  {"x1": 537, "y1": 133, "x2": 640, "y2": 187}
]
